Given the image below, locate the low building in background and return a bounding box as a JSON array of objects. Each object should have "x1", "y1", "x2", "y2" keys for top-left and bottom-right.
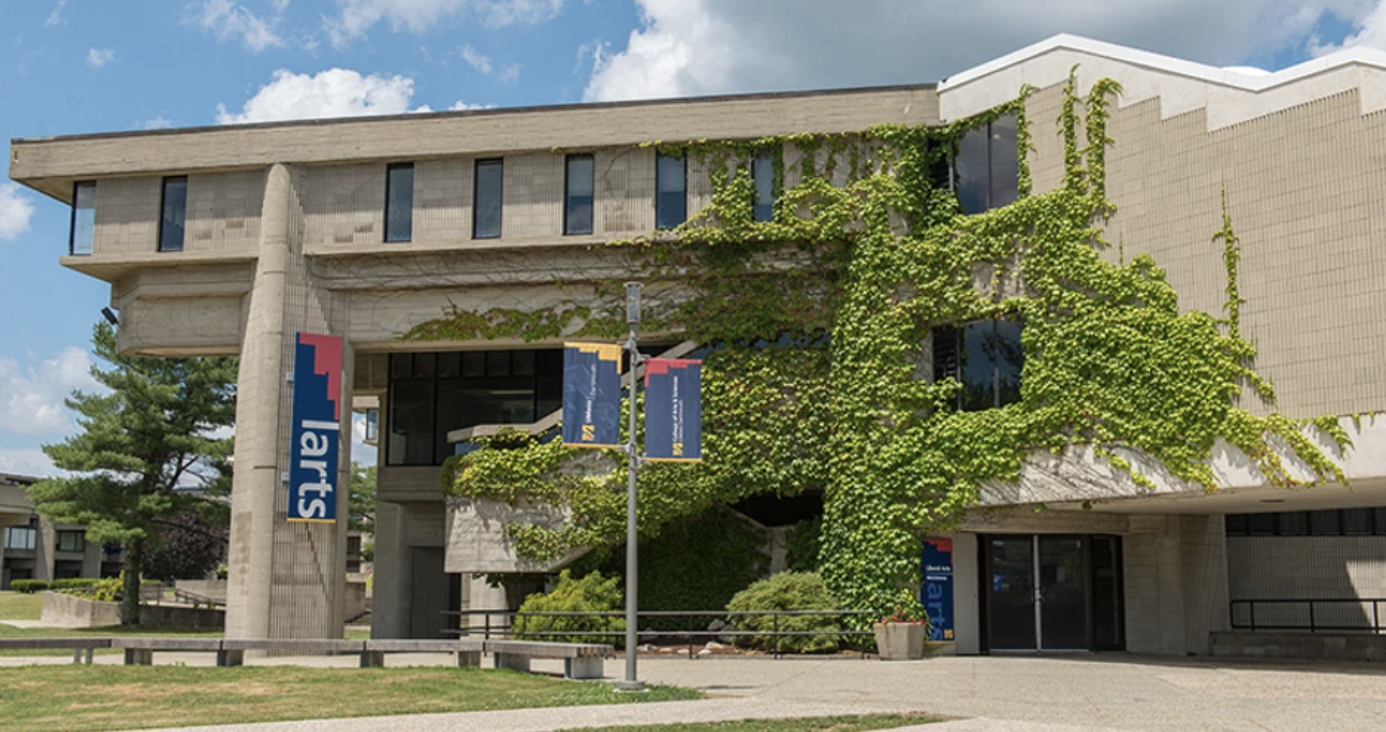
[{"x1": 0, "y1": 473, "x2": 123, "y2": 588}]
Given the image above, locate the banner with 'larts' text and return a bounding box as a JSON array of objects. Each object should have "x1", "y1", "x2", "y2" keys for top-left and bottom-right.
[
  {"x1": 288, "y1": 333, "x2": 343, "y2": 523},
  {"x1": 562, "y1": 343, "x2": 623, "y2": 448},
  {"x1": 643, "y1": 358, "x2": 702, "y2": 462}
]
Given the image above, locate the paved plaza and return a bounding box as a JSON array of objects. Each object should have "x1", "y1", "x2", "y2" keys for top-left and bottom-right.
[{"x1": 4, "y1": 650, "x2": 1383, "y2": 731}]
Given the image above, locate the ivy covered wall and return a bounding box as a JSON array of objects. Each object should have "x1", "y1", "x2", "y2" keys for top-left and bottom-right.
[{"x1": 425, "y1": 71, "x2": 1349, "y2": 621}]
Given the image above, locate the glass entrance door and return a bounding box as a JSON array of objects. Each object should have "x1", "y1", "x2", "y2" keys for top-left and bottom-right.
[{"x1": 983, "y1": 535, "x2": 1119, "y2": 652}]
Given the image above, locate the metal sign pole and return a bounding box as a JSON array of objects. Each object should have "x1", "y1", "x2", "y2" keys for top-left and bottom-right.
[{"x1": 618, "y1": 282, "x2": 646, "y2": 692}]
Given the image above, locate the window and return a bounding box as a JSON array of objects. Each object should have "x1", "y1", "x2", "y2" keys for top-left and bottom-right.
[
  {"x1": 656, "y1": 152, "x2": 686, "y2": 229},
  {"x1": 387, "y1": 350, "x2": 563, "y2": 466},
  {"x1": 1226, "y1": 508, "x2": 1386, "y2": 537},
  {"x1": 564, "y1": 154, "x2": 595, "y2": 235},
  {"x1": 57, "y1": 530, "x2": 85, "y2": 553},
  {"x1": 365, "y1": 408, "x2": 379, "y2": 442},
  {"x1": 158, "y1": 176, "x2": 188, "y2": 252},
  {"x1": 70, "y1": 181, "x2": 96, "y2": 255},
  {"x1": 385, "y1": 163, "x2": 414, "y2": 243},
  {"x1": 473, "y1": 159, "x2": 503, "y2": 239},
  {"x1": 932, "y1": 318, "x2": 1024, "y2": 411},
  {"x1": 3, "y1": 526, "x2": 36, "y2": 551},
  {"x1": 954, "y1": 113, "x2": 1019, "y2": 215},
  {"x1": 751, "y1": 153, "x2": 775, "y2": 222}
]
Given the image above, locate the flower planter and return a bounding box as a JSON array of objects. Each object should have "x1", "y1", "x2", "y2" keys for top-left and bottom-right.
[{"x1": 873, "y1": 622, "x2": 928, "y2": 660}]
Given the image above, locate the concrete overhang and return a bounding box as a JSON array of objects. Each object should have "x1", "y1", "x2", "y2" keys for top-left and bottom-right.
[{"x1": 8, "y1": 83, "x2": 939, "y2": 204}]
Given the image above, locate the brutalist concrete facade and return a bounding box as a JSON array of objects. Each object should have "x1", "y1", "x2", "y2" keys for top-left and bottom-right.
[{"x1": 11, "y1": 35, "x2": 1386, "y2": 654}]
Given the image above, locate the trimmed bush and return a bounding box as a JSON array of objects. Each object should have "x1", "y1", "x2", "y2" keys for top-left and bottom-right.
[
  {"x1": 52, "y1": 578, "x2": 100, "y2": 590},
  {"x1": 725, "y1": 571, "x2": 843, "y2": 654},
  {"x1": 514, "y1": 570, "x2": 624, "y2": 646},
  {"x1": 9, "y1": 579, "x2": 50, "y2": 594}
]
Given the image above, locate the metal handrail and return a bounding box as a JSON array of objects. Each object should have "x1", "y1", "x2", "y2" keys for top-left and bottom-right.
[
  {"x1": 1230, "y1": 598, "x2": 1386, "y2": 634},
  {"x1": 442, "y1": 608, "x2": 876, "y2": 658}
]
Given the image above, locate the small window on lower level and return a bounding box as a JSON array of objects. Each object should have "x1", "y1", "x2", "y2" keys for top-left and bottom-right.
[
  {"x1": 385, "y1": 163, "x2": 414, "y2": 243},
  {"x1": 70, "y1": 181, "x2": 96, "y2": 255},
  {"x1": 565, "y1": 154, "x2": 594, "y2": 235},
  {"x1": 932, "y1": 317, "x2": 1024, "y2": 411},
  {"x1": 57, "y1": 530, "x2": 85, "y2": 553},
  {"x1": 751, "y1": 153, "x2": 775, "y2": 222},
  {"x1": 159, "y1": 176, "x2": 188, "y2": 252}
]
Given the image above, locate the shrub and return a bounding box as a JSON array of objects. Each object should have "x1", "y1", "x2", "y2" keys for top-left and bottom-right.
[
  {"x1": 784, "y1": 516, "x2": 823, "y2": 572},
  {"x1": 9, "y1": 579, "x2": 50, "y2": 594},
  {"x1": 214, "y1": 564, "x2": 229, "y2": 580},
  {"x1": 725, "y1": 571, "x2": 843, "y2": 654},
  {"x1": 52, "y1": 578, "x2": 99, "y2": 590},
  {"x1": 55, "y1": 575, "x2": 124, "y2": 603},
  {"x1": 514, "y1": 570, "x2": 624, "y2": 646}
]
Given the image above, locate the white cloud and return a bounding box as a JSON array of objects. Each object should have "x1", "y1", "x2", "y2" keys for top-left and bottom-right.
[
  {"x1": 0, "y1": 184, "x2": 35, "y2": 242},
  {"x1": 460, "y1": 45, "x2": 522, "y2": 82},
  {"x1": 325, "y1": 0, "x2": 570, "y2": 47},
  {"x1": 44, "y1": 0, "x2": 67, "y2": 28},
  {"x1": 0, "y1": 448, "x2": 60, "y2": 479},
  {"x1": 141, "y1": 115, "x2": 175, "y2": 130},
  {"x1": 86, "y1": 47, "x2": 115, "y2": 69},
  {"x1": 215, "y1": 68, "x2": 429, "y2": 124},
  {"x1": 189, "y1": 0, "x2": 286, "y2": 53},
  {"x1": 448, "y1": 100, "x2": 491, "y2": 110},
  {"x1": 0, "y1": 347, "x2": 101, "y2": 437},
  {"x1": 1313, "y1": 1, "x2": 1386, "y2": 54},
  {"x1": 584, "y1": 0, "x2": 1369, "y2": 102}
]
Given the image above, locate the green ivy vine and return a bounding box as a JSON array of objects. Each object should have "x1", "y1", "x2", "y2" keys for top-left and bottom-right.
[{"x1": 423, "y1": 70, "x2": 1350, "y2": 622}]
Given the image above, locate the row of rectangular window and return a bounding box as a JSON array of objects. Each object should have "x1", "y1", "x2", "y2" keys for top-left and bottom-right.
[
  {"x1": 69, "y1": 115, "x2": 1017, "y2": 254},
  {"x1": 1225, "y1": 508, "x2": 1386, "y2": 537},
  {"x1": 0, "y1": 527, "x2": 84, "y2": 552}
]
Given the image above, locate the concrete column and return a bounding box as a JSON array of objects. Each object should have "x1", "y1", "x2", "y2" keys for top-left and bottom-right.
[
  {"x1": 370, "y1": 500, "x2": 409, "y2": 639},
  {"x1": 35, "y1": 517, "x2": 55, "y2": 581},
  {"x1": 1180, "y1": 514, "x2": 1230, "y2": 655},
  {"x1": 81, "y1": 535, "x2": 102, "y2": 578},
  {"x1": 1122, "y1": 514, "x2": 1227, "y2": 656},
  {"x1": 952, "y1": 533, "x2": 980, "y2": 655},
  {"x1": 225, "y1": 164, "x2": 291, "y2": 640}
]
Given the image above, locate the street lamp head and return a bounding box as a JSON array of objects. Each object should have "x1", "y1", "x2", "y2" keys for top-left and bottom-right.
[{"x1": 625, "y1": 282, "x2": 642, "y2": 325}]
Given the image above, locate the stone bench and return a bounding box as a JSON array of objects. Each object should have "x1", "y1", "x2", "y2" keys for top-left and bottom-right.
[
  {"x1": 0, "y1": 637, "x2": 112, "y2": 664},
  {"x1": 359, "y1": 639, "x2": 485, "y2": 668},
  {"x1": 484, "y1": 639, "x2": 613, "y2": 680},
  {"x1": 113, "y1": 637, "x2": 224, "y2": 666}
]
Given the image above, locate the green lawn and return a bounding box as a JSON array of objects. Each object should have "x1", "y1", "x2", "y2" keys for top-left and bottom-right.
[
  {"x1": 0, "y1": 665, "x2": 702, "y2": 732},
  {"x1": 561, "y1": 716, "x2": 938, "y2": 732},
  {"x1": 0, "y1": 591, "x2": 43, "y2": 621}
]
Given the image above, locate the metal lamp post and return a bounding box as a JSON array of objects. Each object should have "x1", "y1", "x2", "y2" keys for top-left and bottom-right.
[{"x1": 617, "y1": 281, "x2": 647, "y2": 692}]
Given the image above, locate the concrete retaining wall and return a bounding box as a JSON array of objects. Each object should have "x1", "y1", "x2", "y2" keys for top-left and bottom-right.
[
  {"x1": 40, "y1": 591, "x2": 225, "y2": 629},
  {"x1": 174, "y1": 579, "x2": 228, "y2": 602},
  {"x1": 1211, "y1": 631, "x2": 1386, "y2": 662}
]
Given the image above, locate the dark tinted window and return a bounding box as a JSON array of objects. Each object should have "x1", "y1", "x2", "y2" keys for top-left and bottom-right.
[
  {"x1": 388, "y1": 380, "x2": 435, "y2": 466},
  {"x1": 656, "y1": 152, "x2": 686, "y2": 229},
  {"x1": 159, "y1": 177, "x2": 188, "y2": 252},
  {"x1": 752, "y1": 153, "x2": 775, "y2": 222},
  {"x1": 474, "y1": 159, "x2": 503, "y2": 239},
  {"x1": 385, "y1": 163, "x2": 414, "y2": 242},
  {"x1": 71, "y1": 182, "x2": 96, "y2": 255},
  {"x1": 953, "y1": 112, "x2": 1019, "y2": 215},
  {"x1": 565, "y1": 155, "x2": 594, "y2": 235},
  {"x1": 1310, "y1": 510, "x2": 1341, "y2": 536},
  {"x1": 933, "y1": 318, "x2": 1024, "y2": 411}
]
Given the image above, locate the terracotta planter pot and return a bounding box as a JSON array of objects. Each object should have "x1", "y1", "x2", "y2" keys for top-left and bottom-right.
[{"x1": 873, "y1": 622, "x2": 928, "y2": 660}]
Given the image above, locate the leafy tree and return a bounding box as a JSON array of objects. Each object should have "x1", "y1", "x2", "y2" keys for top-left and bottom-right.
[
  {"x1": 348, "y1": 462, "x2": 376, "y2": 535},
  {"x1": 29, "y1": 322, "x2": 236, "y2": 624},
  {"x1": 142, "y1": 509, "x2": 227, "y2": 581}
]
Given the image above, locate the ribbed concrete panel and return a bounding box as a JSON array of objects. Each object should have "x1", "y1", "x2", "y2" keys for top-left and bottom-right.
[
  {"x1": 92, "y1": 176, "x2": 160, "y2": 255},
  {"x1": 595, "y1": 147, "x2": 655, "y2": 235},
  {"x1": 415, "y1": 159, "x2": 470, "y2": 242},
  {"x1": 301, "y1": 163, "x2": 385, "y2": 247},
  {"x1": 1026, "y1": 83, "x2": 1068, "y2": 196},
  {"x1": 186, "y1": 170, "x2": 265, "y2": 253},
  {"x1": 503, "y1": 153, "x2": 562, "y2": 239},
  {"x1": 1228, "y1": 535, "x2": 1386, "y2": 631}
]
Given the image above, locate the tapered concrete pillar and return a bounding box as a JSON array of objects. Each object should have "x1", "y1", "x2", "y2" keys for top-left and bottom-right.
[{"x1": 227, "y1": 163, "x2": 350, "y2": 640}]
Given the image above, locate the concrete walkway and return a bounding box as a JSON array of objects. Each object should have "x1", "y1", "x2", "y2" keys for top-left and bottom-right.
[{"x1": 4, "y1": 651, "x2": 1384, "y2": 730}]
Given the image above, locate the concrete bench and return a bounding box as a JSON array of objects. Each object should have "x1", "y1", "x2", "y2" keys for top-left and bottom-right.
[
  {"x1": 112, "y1": 637, "x2": 224, "y2": 666},
  {"x1": 484, "y1": 639, "x2": 613, "y2": 680},
  {"x1": 220, "y1": 638, "x2": 366, "y2": 667},
  {"x1": 360, "y1": 639, "x2": 485, "y2": 668},
  {"x1": 0, "y1": 637, "x2": 112, "y2": 664}
]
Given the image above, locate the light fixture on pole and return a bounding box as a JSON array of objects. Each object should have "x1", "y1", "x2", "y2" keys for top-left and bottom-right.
[{"x1": 617, "y1": 281, "x2": 646, "y2": 692}]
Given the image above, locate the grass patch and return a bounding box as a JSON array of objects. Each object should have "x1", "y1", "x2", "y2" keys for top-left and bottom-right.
[
  {"x1": 558, "y1": 715, "x2": 938, "y2": 732},
  {"x1": 0, "y1": 592, "x2": 42, "y2": 621},
  {"x1": 0, "y1": 665, "x2": 702, "y2": 732}
]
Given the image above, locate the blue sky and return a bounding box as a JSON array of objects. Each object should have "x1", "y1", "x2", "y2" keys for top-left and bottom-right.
[{"x1": 0, "y1": 0, "x2": 1382, "y2": 476}]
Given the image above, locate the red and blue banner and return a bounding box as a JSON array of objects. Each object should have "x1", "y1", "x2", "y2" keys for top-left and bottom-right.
[
  {"x1": 643, "y1": 358, "x2": 702, "y2": 462},
  {"x1": 921, "y1": 538, "x2": 954, "y2": 642},
  {"x1": 288, "y1": 333, "x2": 343, "y2": 523},
  {"x1": 562, "y1": 343, "x2": 623, "y2": 449}
]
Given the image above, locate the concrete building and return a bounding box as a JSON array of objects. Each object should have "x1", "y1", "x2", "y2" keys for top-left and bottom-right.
[
  {"x1": 10, "y1": 34, "x2": 1386, "y2": 655},
  {"x1": 0, "y1": 473, "x2": 123, "y2": 588}
]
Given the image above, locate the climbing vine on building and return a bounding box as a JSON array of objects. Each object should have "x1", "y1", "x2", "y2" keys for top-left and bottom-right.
[{"x1": 422, "y1": 71, "x2": 1349, "y2": 622}]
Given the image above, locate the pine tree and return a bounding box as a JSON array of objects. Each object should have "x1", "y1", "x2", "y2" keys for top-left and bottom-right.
[{"x1": 30, "y1": 322, "x2": 236, "y2": 624}]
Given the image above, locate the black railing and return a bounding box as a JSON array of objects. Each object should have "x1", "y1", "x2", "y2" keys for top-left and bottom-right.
[
  {"x1": 1230, "y1": 598, "x2": 1386, "y2": 634},
  {"x1": 442, "y1": 609, "x2": 875, "y2": 658}
]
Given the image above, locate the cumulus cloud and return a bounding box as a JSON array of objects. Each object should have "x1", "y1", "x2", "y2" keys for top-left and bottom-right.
[
  {"x1": 189, "y1": 0, "x2": 286, "y2": 52},
  {"x1": 1313, "y1": 0, "x2": 1386, "y2": 54},
  {"x1": 0, "y1": 347, "x2": 100, "y2": 437},
  {"x1": 215, "y1": 68, "x2": 428, "y2": 124},
  {"x1": 86, "y1": 47, "x2": 115, "y2": 69},
  {"x1": 584, "y1": 0, "x2": 1370, "y2": 102},
  {"x1": 0, "y1": 448, "x2": 61, "y2": 479},
  {"x1": 325, "y1": 0, "x2": 570, "y2": 47},
  {"x1": 0, "y1": 184, "x2": 35, "y2": 242}
]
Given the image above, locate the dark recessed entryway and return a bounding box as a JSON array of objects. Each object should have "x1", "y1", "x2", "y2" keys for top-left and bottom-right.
[{"x1": 980, "y1": 534, "x2": 1124, "y2": 652}]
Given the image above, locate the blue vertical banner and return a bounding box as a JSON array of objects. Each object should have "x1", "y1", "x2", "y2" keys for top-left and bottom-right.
[
  {"x1": 921, "y1": 538, "x2": 954, "y2": 642},
  {"x1": 288, "y1": 333, "x2": 343, "y2": 523},
  {"x1": 644, "y1": 358, "x2": 702, "y2": 462},
  {"x1": 562, "y1": 343, "x2": 623, "y2": 448}
]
